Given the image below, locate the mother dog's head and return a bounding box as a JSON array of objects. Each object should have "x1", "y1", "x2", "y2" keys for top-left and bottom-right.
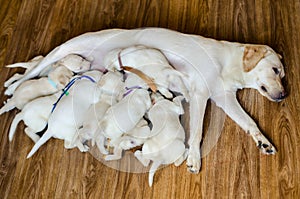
[{"x1": 243, "y1": 45, "x2": 286, "y2": 102}]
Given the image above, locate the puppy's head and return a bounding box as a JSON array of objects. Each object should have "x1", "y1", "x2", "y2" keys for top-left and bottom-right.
[
  {"x1": 49, "y1": 66, "x2": 73, "y2": 89},
  {"x1": 59, "y1": 54, "x2": 91, "y2": 73},
  {"x1": 243, "y1": 45, "x2": 286, "y2": 102}
]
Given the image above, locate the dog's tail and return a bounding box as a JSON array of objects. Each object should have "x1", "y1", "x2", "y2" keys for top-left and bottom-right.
[
  {"x1": 0, "y1": 100, "x2": 16, "y2": 115},
  {"x1": 5, "y1": 55, "x2": 44, "y2": 69},
  {"x1": 8, "y1": 112, "x2": 24, "y2": 141},
  {"x1": 148, "y1": 161, "x2": 162, "y2": 187},
  {"x1": 27, "y1": 130, "x2": 52, "y2": 158},
  {"x1": 5, "y1": 46, "x2": 72, "y2": 95}
]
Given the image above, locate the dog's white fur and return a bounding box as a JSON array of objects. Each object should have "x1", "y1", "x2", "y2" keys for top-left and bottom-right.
[
  {"x1": 134, "y1": 94, "x2": 187, "y2": 186},
  {"x1": 8, "y1": 28, "x2": 286, "y2": 173},
  {"x1": 99, "y1": 88, "x2": 151, "y2": 141},
  {"x1": 4, "y1": 55, "x2": 44, "y2": 88},
  {"x1": 4, "y1": 54, "x2": 91, "y2": 95},
  {"x1": 8, "y1": 92, "x2": 61, "y2": 142},
  {"x1": 26, "y1": 70, "x2": 103, "y2": 158},
  {"x1": 78, "y1": 71, "x2": 125, "y2": 154},
  {"x1": 104, "y1": 119, "x2": 151, "y2": 161},
  {"x1": 0, "y1": 66, "x2": 73, "y2": 114},
  {"x1": 104, "y1": 45, "x2": 189, "y2": 100}
]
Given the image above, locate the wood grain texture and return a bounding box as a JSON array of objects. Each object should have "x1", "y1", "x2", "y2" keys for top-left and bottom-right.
[{"x1": 0, "y1": 0, "x2": 300, "y2": 198}]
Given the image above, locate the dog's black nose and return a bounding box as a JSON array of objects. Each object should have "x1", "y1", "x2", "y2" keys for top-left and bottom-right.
[{"x1": 278, "y1": 90, "x2": 287, "y2": 100}]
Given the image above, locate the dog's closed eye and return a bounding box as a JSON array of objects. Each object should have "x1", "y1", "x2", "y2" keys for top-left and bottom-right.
[
  {"x1": 272, "y1": 67, "x2": 280, "y2": 75},
  {"x1": 261, "y1": 86, "x2": 268, "y2": 92}
]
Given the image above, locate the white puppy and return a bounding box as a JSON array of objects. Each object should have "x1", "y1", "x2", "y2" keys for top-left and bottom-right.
[
  {"x1": 104, "y1": 119, "x2": 151, "y2": 161},
  {"x1": 99, "y1": 88, "x2": 152, "y2": 143},
  {"x1": 134, "y1": 95, "x2": 187, "y2": 187},
  {"x1": 78, "y1": 71, "x2": 125, "y2": 154},
  {"x1": 8, "y1": 92, "x2": 61, "y2": 142},
  {"x1": 26, "y1": 70, "x2": 103, "y2": 158},
  {"x1": 104, "y1": 45, "x2": 189, "y2": 100},
  {"x1": 4, "y1": 54, "x2": 91, "y2": 94},
  {"x1": 0, "y1": 66, "x2": 73, "y2": 114}
]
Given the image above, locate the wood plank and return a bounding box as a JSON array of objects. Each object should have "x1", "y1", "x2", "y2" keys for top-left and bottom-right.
[{"x1": 0, "y1": 0, "x2": 299, "y2": 198}]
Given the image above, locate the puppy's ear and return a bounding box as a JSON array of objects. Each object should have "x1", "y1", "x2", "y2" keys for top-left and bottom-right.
[{"x1": 243, "y1": 45, "x2": 268, "y2": 72}]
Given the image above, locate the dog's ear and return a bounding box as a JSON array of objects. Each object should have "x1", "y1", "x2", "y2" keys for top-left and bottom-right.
[
  {"x1": 243, "y1": 45, "x2": 268, "y2": 72},
  {"x1": 277, "y1": 53, "x2": 283, "y2": 60}
]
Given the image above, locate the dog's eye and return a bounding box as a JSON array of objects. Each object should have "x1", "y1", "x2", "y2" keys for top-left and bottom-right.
[
  {"x1": 272, "y1": 67, "x2": 280, "y2": 75},
  {"x1": 261, "y1": 86, "x2": 267, "y2": 92}
]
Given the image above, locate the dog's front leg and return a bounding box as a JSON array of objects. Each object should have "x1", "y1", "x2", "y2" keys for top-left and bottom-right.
[
  {"x1": 212, "y1": 92, "x2": 276, "y2": 155},
  {"x1": 186, "y1": 93, "x2": 208, "y2": 174}
]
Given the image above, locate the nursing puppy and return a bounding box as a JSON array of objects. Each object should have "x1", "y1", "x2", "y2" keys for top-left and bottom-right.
[
  {"x1": 6, "y1": 28, "x2": 286, "y2": 173},
  {"x1": 26, "y1": 70, "x2": 103, "y2": 158},
  {"x1": 99, "y1": 88, "x2": 151, "y2": 144},
  {"x1": 4, "y1": 54, "x2": 91, "y2": 94},
  {"x1": 0, "y1": 66, "x2": 73, "y2": 114},
  {"x1": 134, "y1": 94, "x2": 187, "y2": 187},
  {"x1": 8, "y1": 92, "x2": 61, "y2": 142},
  {"x1": 78, "y1": 71, "x2": 125, "y2": 154},
  {"x1": 104, "y1": 119, "x2": 151, "y2": 161},
  {"x1": 104, "y1": 45, "x2": 189, "y2": 100}
]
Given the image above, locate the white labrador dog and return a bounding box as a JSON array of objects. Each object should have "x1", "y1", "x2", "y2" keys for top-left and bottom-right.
[
  {"x1": 8, "y1": 92, "x2": 61, "y2": 142},
  {"x1": 0, "y1": 65, "x2": 73, "y2": 114},
  {"x1": 134, "y1": 95, "x2": 187, "y2": 187},
  {"x1": 7, "y1": 28, "x2": 286, "y2": 173},
  {"x1": 26, "y1": 70, "x2": 103, "y2": 158},
  {"x1": 4, "y1": 54, "x2": 91, "y2": 94},
  {"x1": 104, "y1": 45, "x2": 189, "y2": 100}
]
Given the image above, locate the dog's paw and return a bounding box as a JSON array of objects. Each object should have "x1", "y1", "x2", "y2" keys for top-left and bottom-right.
[
  {"x1": 4, "y1": 88, "x2": 13, "y2": 96},
  {"x1": 186, "y1": 149, "x2": 201, "y2": 174},
  {"x1": 257, "y1": 140, "x2": 277, "y2": 155}
]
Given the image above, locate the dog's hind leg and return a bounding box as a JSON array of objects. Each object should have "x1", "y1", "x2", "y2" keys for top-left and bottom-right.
[
  {"x1": 95, "y1": 133, "x2": 109, "y2": 155},
  {"x1": 134, "y1": 150, "x2": 150, "y2": 167},
  {"x1": 24, "y1": 127, "x2": 40, "y2": 143},
  {"x1": 148, "y1": 161, "x2": 162, "y2": 187},
  {"x1": 27, "y1": 130, "x2": 53, "y2": 158},
  {"x1": 8, "y1": 112, "x2": 23, "y2": 141},
  {"x1": 4, "y1": 74, "x2": 23, "y2": 88}
]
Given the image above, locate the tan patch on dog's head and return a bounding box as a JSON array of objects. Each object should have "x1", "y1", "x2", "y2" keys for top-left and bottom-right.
[{"x1": 243, "y1": 45, "x2": 268, "y2": 72}]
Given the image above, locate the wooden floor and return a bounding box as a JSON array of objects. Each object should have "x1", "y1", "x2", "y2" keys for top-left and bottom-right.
[{"x1": 1, "y1": 0, "x2": 300, "y2": 198}]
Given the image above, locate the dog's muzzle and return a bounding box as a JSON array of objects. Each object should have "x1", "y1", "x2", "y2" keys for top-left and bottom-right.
[{"x1": 275, "y1": 90, "x2": 287, "y2": 101}]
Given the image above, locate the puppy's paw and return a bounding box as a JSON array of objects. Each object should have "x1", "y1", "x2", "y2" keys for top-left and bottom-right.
[
  {"x1": 257, "y1": 140, "x2": 277, "y2": 155},
  {"x1": 82, "y1": 145, "x2": 90, "y2": 152},
  {"x1": 186, "y1": 149, "x2": 201, "y2": 174},
  {"x1": 4, "y1": 88, "x2": 13, "y2": 96}
]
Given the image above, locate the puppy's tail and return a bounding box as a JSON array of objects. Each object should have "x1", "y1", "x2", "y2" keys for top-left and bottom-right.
[
  {"x1": 148, "y1": 161, "x2": 162, "y2": 187},
  {"x1": 8, "y1": 112, "x2": 23, "y2": 141},
  {"x1": 27, "y1": 130, "x2": 52, "y2": 158}
]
